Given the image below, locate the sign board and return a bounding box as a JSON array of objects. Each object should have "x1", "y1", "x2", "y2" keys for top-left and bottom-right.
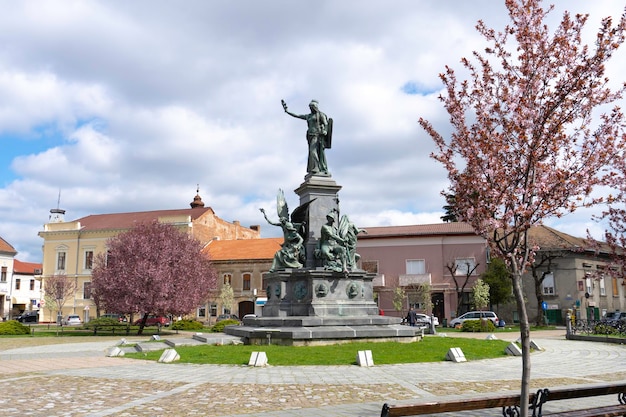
[{"x1": 541, "y1": 301, "x2": 548, "y2": 311}]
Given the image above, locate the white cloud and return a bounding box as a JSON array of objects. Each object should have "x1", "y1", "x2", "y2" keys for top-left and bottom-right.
[{"x1": 0, "y1": 0, "x2": 624, "y2": 261}]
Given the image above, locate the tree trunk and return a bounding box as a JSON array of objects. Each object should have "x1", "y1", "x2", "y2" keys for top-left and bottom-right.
[
  {"x1": 534, "y1": 282, "x2": 545, "y2": 326},
  {"x1": 512, "y1": 272, "x2": 531, "y2": 417}
]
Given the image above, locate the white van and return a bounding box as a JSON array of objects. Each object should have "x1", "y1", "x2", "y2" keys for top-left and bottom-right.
[{"x1": 449, "y1": 311, "x2": 498, "y2": 328}]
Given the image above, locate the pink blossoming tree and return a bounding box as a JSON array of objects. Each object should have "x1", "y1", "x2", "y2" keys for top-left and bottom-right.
[
  {"x1": 419, "y1": 0, "x2": 626, "y2": 413},
  {"x1": 92, "y1": 221, "x2": 217, "y2": 335}
]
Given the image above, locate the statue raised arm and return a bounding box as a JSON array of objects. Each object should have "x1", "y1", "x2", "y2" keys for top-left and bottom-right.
[{"x1": 282, "y1": 99, "x2": 332, "y2": 176}]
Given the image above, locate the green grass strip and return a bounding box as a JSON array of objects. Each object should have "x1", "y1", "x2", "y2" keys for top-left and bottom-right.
[{"x1": 125, "y1": 336, "x2": 511, "y2": 365}]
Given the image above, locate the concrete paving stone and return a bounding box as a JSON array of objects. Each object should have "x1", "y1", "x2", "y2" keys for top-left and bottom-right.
[{"x1": 0, "y1": 330, "x2": 624, "y2": 416}]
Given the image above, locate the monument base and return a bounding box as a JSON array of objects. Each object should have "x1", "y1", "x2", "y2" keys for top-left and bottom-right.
[
  {"x1": 225, "y1": 315, "x2": 422, "y2": 346},
  {"x1": 223, "y1": 269, "x2": 423, "y2": 345}
]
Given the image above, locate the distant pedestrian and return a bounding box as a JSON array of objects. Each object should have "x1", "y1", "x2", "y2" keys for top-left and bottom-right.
[{"x1": 408, "y1": 308, "x2": 417, "y2": 326}]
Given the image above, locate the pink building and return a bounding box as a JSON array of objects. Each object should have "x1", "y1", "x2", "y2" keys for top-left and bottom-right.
[{"x1": 357, "y1": 223, "x2": 488, "y2": 325}]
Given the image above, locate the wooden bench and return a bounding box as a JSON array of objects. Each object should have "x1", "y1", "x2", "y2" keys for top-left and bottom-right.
[{"x1": 380, "y1": 382, "x2": 626, "y2": 417}]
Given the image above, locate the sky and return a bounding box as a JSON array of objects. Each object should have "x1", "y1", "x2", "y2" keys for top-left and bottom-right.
[{"x1": 1, "y1": 0, "x2": 625, "y2": 262}]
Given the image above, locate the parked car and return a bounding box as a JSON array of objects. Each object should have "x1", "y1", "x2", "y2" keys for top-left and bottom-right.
[
  {"x1": 62, "y1": 314, "x2": 82, "y2": 326},
  {"x1": 414, "y1": 313, "x2": 439, "y2": 327},
  {"x1": 101, "y1": 313, "x2": 127, "y2": 322},
  {"x1": 16, "y1": 311, "x2": 39, "y2": 323},
  {"x1": 216, "y1": 314, "x2": 239, "y2": 322},
  {"x1": 133, "y1": 315, "x2": 171, "y2": 327},
  {"x1": 603, "y1": 311, "x2": 626, "y2": 327},
  {"x1": 242, "y1": 314, "x2": 257, "y2": 319},
  {"x1": 449, "y1": 311, "x2": 498, "y2": 328}
]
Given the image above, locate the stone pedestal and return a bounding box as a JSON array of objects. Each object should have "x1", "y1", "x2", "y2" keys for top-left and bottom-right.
[
  {"x1": 294, "y1": 175, "x2": 342, "y2": 268},
  {"x1": 262, "y1": 269, "x2": 379, "y2": 317}
]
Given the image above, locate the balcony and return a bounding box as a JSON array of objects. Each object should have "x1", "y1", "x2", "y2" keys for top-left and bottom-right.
[
  {"x1": 399, "y1": 273, "x2": 431, "y2": 287},
  {"x1": 372, "y1": 274, "x2": 385, "y2": 287}
]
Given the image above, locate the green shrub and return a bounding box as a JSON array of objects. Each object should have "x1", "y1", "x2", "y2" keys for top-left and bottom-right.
[
  {"x1": 461, "y1": 319, "x2": 496, "y2": 332},
  {"x1": 83, "y1": 317, "x2": 123, "y2": 328},
  {"x1": 0, "y1": 320, "x2": 31, "y2": 335},
  {"x1": 171, "y1": 319, "x2": 204, "y2": 331},
  {"x1": 210, "y1": 319, "x2": 240, "y2": 333},
  {"x1": 594, "y1": 323, "x2": 619, "y2": 335}
]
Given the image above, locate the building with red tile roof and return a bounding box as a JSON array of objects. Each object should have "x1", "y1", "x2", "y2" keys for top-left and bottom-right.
[
  {"x1": 37, "y1": 191, "x2": 262, "y2": 323},
  {"x1": 0, "y1": 236, "x2": 17, "y2": 319},
  {"x1": 200, "y1": 238, "x2": 281, "y2": 320},
  {"x1": 357, "y1": 222, "x2": 624, "y2": 326}
]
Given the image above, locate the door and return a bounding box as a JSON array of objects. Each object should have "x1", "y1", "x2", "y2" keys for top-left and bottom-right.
[{"x1": 431, "y1": 293, "x2": 444, "y2": 323}]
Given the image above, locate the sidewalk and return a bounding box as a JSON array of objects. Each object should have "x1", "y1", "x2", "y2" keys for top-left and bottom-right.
[{"x1": 0, "y1": 330, "x2": 624, "y2": 416}]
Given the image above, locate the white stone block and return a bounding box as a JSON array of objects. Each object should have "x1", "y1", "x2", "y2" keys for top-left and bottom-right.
[
  {"x1": 105, "y1": 346, "x2": 125, "y2": 357},
  {"x1": 530, "y1": 340, "x2": 543, "y2": 351},
  {"x1": 151, "y1": 335, "x2": 161, "y2": 341},
  {"x1": 485, "y1": 333, "x2": 498, "y2": 340},
  {"x1": 506, "y1": 342, "x2": 523, "y2": 356},
  {"x1": 158, "y1": 348, "x2": 180, "y2": 363},
  {"x1": 356, "y1": 350, "x2": 374, "y2": 367},
  {"x1": 445, "y1": 347, "x2": 466, "y2": 362},
  {"x1": 115, "y1": 338, "x2": 127, "y2": 346},
  {"x1": 248, "y1": 351, "x2": 268, "y2": 367}
]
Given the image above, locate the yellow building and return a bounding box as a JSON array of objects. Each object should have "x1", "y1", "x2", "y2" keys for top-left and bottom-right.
[{"x1": 37, "y1": 192, "x2": 260, "y2": 323}]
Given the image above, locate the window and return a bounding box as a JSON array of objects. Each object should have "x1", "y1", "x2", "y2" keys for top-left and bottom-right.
[
  {"x1": 198, "y1": 306, "x2": 206, "y2": 317},
  {"x1": 455, "y1": 258, "x2": 476, "y2": 276},
  {"x1": 209, "y1": 304, "x2": 217, "y2": 317},
  {"x1": 223, "y1": 273, "x2": 232, "y2": 285},
  {"x1": 406, "y1": 259, "x2": 425, "y2": 275},
  {"x1": 243, "y1": 273, "x2": 251, "y2": 291},
  {"x1": 613, "y1": 277, "x2": 619, "y2": 296},
  {"x1": 15, "y1": 278, "x2": 20, "y2": 290},
  {"x1": 1, "y1": 266, "x2": 6, "y2": 282},
  {"x1": 83, "y1": 282, "x2": 92, "y2": 299},
  {"x1": 362, "y1": 260, "x2": 379, "y2": 274},
  {"x1": 585, "y1": 276, "x2": 592, "y2": 294},
  {"x1": 542, "y1": 273, "x2": 555, "y2": 295},
  {"x1": 57, "y1": 252, "x2": 66, "y2": 270},
  {"x1": 30, "y1": 279, "x2": 35, "y2": 291},
  {"x1": 599, "y1": 277, "x2": 606, "y2": 296},
  {"x1": 84, "y1": 250, "x2": 94, "y2": 270}
]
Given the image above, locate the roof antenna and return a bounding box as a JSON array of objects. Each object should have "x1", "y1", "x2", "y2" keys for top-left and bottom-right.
[{"x1": 49, "y1": 189, "x2": 66, "y2": 222}]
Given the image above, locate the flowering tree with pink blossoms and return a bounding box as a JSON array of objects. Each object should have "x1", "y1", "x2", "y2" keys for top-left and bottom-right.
[
  {"x1": 419, "y1": 0, "x2": 626, "y2": 413},
  {"x1": 92, "y1": 221, "x2": 217, "y2": 335}
]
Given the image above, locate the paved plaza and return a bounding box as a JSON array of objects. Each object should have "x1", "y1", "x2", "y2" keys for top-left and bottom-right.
[{"x1": 0, "y1": 329, "x2": 625, "y2": 416}]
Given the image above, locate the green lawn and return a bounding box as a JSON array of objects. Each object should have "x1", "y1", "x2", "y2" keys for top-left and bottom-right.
[{"x1": 124, "y1": 336, "x2": 511, "y2": 365}]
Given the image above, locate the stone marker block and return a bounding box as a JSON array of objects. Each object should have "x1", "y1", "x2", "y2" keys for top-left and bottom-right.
[
  {"x1": 530, "y1": 340, "x2": 543, "y2": 351},
  {"x1": 437, "y1": 333, "x2": 448, "y2": 337},
  {"x1": 445, "y1": 347, "x2": 466, "y2": 362},
  {"x1": 506, "y1": 342, "x2": 523, "y2": 356},
  {"x1": 115, "y1": 338, "x2": 127, "y2": 346},
  {"x1": 485, "y1": 333, "x2": 498, "y2": 340},
  {"x1": 158, "y1": 348, "x2": 180, "y2": 363},
  {"x1": 151, "y1": 335, "x2": 161, "y2": 341},
  {"x1": 248, "y1": 351, "x2": 268, "y2": 367},
  {"x1": 356, "y1": 350, "x2": 374, "y2": 367},
  {"x1": 105, "y1": 346, "x2": 125, "y2": 357}
]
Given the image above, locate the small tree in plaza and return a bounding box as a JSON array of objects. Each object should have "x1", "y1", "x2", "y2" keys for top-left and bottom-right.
[
  {"x1": 92, "y1": 221, "x2": 217, "y2": 335},
  {"x1": 392, "y1": 286, "x2": 407, "y2": 318},
  {"x1": 218, "y1": 283, "x2": 234, "y2": 315},
  {"x1": 419, "y1": 0, "x2": 626, "y2": 413},
  {"x1": 472, "y1": 279, "x2": 490, "y2": 312},
  {"x1": 43, "y1": 273, "x2": 77, "y2": 324}
]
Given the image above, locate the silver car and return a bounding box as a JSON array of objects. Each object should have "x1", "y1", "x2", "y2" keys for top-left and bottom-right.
[
  {"x1": 62, "y1": 314, "x2": 82, "y2": 326},
  {"x1": 449, "y1": 311, "x2": 498, "y2": 328}
]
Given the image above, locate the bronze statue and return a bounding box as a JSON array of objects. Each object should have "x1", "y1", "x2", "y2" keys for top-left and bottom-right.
[
  {"x1": 260, "y1": 189, "x2": 306, "y2": 272},
  {"x1": 316, "y1": 209, "x2": 348, "y2": 273},
  {"x1": 282, "y1": 99, "x2": 333, "y2": 175}
]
